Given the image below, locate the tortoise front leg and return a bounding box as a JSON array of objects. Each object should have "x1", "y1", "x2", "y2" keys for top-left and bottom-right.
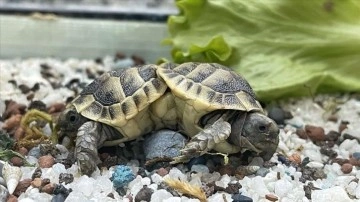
[
  {"x1": 171, "y1": 118, "x2": 231, "y2": 164},
  {"x1": 75, "y1": 121, "x2": 108, "y2": 176}
]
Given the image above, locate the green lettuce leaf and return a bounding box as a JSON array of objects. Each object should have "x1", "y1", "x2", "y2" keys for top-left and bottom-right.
[{"x1": 164, "y1": 0, "x2": 360, "y2": 101}]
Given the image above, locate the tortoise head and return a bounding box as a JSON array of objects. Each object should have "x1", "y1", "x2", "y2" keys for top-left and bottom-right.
[
  {"x1": 57, "y1": 105, "x2": 88, "y2": 138},
  {"x1": 231, "y1": 112, "x2": 279, "y2": 160}
]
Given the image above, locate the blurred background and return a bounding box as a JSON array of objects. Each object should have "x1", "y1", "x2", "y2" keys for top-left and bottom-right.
[{"x1": 0, "y1": 0, "x2": 177, "y2": 61}]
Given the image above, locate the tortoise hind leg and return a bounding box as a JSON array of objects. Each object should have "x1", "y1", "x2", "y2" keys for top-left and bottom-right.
[
  {"x1": 75, "y1": 121, "x2": 109, "y2": 176},
  {"x1": 171, "y1": 118, "x2": 231, "y2": 164}
]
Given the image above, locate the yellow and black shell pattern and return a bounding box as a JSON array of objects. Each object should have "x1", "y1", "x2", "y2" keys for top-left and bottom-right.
[
  {"x1": 158, "y1": 62, "x2": 263, "y2": 113},
  {"x1": 156, "y1": 63, "x2": 264, "y2": 135},
  {"x1": 71, "y1": 64, "x2": 168, "y2": 129},
  {"x1": 70, "y1": 62, "x2": 263, "y2": 138}
]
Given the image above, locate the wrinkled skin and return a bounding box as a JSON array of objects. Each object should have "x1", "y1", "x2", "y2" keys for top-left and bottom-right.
[{"x1": 240, "y1": 112, "x2": 279, "y2": 160}]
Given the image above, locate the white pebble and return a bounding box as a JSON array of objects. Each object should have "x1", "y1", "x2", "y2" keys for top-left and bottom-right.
[
  {"x1": 163, "y1": 197, "x2": 181, "y2": 202},
  {"x1": 128, "y1": 175, "x2": 145, "y2": 197},
  {"x1": 151, "y1": 189, "x2": 173, "y2": 202},
  {"x1": 168, "y1": 167, "x2": 187, "y2": 181},
  {"x1": 73, "y1": 175, "x2": 96, "y2": 197},
  {"x1": 356, "y1": 182, "x2": 360, "y2": 199},
  {"x1": 215, "y1": 174, "x2": 231, "y2": 189},
  {"x1": 339, "y1": 139, "x2": 358, "y2": 150},
  {"x1": 151, "y1": 173, "x2": 164, "y2": 184},
  {"x1": 207, "y1": 193, "x2": 232, "y2": 202},
  {"x1": 311, "y1": 186, "x2": 352, "y2": 202},
  {"x1": 251, "y1": 176, "x2": 270, "y2": 196},
  {"x1": 306, "y1": 161, "x2": 324, "y2": 168},
  {"x1": 274, "y1": 179, "x2": 293, "y2": 197},
  {"x1": 303, "y1": 148, "x2": 322, "y2": 162}
]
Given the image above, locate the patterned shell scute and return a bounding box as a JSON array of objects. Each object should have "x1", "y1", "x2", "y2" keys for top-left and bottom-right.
[
  {"x1": 158, "y1": 62, "x2": 262, "y2": 112},
  {"x1": 72, "y1": 64, "x2": 168, "y2": 127}
]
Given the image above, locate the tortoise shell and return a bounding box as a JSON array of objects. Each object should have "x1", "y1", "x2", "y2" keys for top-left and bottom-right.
[
  {"x1": 70, "y1": 62, "x2": 263, "y2": 138},
  {"x1": 158, "y1": 62, "x2": 262, "y2": 113}
]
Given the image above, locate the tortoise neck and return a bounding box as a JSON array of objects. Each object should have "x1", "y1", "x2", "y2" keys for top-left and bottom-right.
[{"x1": 199, "y1": 110, "x2": 238, "y2": 127}]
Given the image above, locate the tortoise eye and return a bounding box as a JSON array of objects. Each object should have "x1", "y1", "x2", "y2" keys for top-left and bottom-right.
[
  {"x1": 69, "y1": 115, "x2": 77, "y2": 122},
  {"x1": 67, "y1": 111, "x2": 79, "y2": 123},
  {"x1": 258, "y1": 124, "x2": 267, "y2": 132}
]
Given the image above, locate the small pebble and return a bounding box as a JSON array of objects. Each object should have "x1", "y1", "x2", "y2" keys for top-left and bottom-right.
[
  {"x1": 340, "y1": 163, "x2": 353, "y2": 174},
  {"x1": 156, "y1": 167, "x2": 169, "y2": 177},
  {"x1": 295, "y1": 128, "x2": 307, "y2": 139},
  {"x1": 225, "y1": 182, "x2": 241, "y2": 194},
  {"x1": 41, "y1": 178, "x2": 50, "y2": 186},
  {"x1": 191, "y1": 164, "x2": 209, "y2": 174},
  {"x1": 352, "y1": 152, "x2": 360, "y2": 160},
  {"x1": 17, "y1": 147, "x2": 28, "y2": 156},
  {"x1": 10, "y1": 156, "x2": 24, "y2": 166},
  {"x1": 327, "y1": 114, "x2": 338, "y2": 122},
  {"x1": 0, "y1": 185, "x2": 9, "y2": 202},
  {"x1": 135, "y1": 185, "x2": 154, "y2": 202},
  {"x1": 28, "y1": 146, "x2": 41, "y2": 159},
  {"x1": 41, "y1": 183, "x2": 55, "y2": 194},
  {"x1": 13, "y1": 179, "x2": 32, "y2": 197},
  {"x1": 265, "y1": 193, "x2": 279, "y2": 201},
  {"x1": 58, "y1": 173, "x2": 74, "y2": 184},
  {"x1": 267, "y1": 106, "x2": 286, "y2": 125},
  {"x1": 6, "y1": 194, "x2": 17, "y2": 202},
  {"x1": 319, "y1": 147, "x2": 337, "y2": 158},
  {"x1": 31, "y1": 178, "x2": 42, "y2": 188},
  {"x1": 305, "y1": 125, "x2": 325, "y2": 141},
  {"x1": 51, "y1": 193, "x2": 65, "y2": 202},
  {"x1": 325, "y1": 130, "x2": 340, "y2": 141},
  {"x1": 338, "y1": 120, "x2": 349, "y2": 133},
  {"x1": 47, "y1": 103, "x2": 66, "y2": 114},
  {"x1": 2, "y1": 114, "x2": 22, "y2": 131},
  {"x1": 187, "y1": 156, "x2": 207, "y2": 169},
  {"x1": 232, "y1": 193, "x2": 253, "y2": 202},
  {"x1": 131, "y1": 55, "x2": 145, "y2": 65},
  {"x1": 256, "y1": 168, "x2": 270, "y2": 177},
  {"x1": 38, "y1": 155, "x2": 55, "y2": 168},
  {"x1": 53, "y1": 184, "x2": 72, "y2": 197},
  {"x1": 28, "y1": 100, "x2": 47, "y2": 111},
  {"x1": 349, "y1": 157, "x2": 360, "y2": 166},
  {"x1": 288, "y1": 153, "x2": 301, "y2": 165},
  {"x1": 331, "y1": 158, "x2": 350, "y2": 166},
  {"x1": 218, "y1": 165, "x2": 235, "y2": 176},
  {"x1": 3, "y1": 100, "x2": 26, "y2": 119},
  {"x1": 32, "y1": 167, "x2": 42, "y2": 179}
]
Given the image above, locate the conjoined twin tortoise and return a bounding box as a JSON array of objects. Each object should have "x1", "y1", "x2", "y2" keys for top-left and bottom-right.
[{"x1": 57, "y1": 62, "x2": 279, "y2": 175}]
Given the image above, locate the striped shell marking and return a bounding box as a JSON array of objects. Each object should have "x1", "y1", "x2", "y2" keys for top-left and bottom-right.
[
  {"x1": 71, "y1": 65, "x2": 167, "y2": 127},
  {"x1": 158, "y1": 62, "x2": 262, "y2": 113}
]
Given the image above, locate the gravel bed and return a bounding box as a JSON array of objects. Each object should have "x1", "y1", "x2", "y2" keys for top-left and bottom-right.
[{"x1": 0, "y1": 56, "x2": 360, "y2": 202}]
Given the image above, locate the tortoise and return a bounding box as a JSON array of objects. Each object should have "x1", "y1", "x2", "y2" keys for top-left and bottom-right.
[{"x1": 57, "y1": 62, "x2": 279, "y2": 175}]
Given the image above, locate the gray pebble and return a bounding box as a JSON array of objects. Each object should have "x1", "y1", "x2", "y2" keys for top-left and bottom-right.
[
  {"x1": 143, "y1": 129, "x2": 186, "y2": 160},
  {"x1": 112, "y1": 58, "x2": 135, "y2": 70},
  {"x1": 268, "y1": 106, "x2": 286, "y2": 125},
  {"x1": 232, "y1": 193, "x2": 253, "y2": 202},
  {"x1": 28, "y1": 146, "x2": 41, "y2": 158},
  {"x1": 0, "y1": 161, "x2": 3, "y2": 176},
  {"x1": 0, "y1": 185, "x2": 9, "y2": 202},
  {"x1": 352, "y1": 152, "x2": 360, "y2": 160},
  {"x1": 59, "y1": 173, "x2": 74, "y2": 185},
  {"x1": 135, "y1": 185, "x2": 153, "y2": 202},
  {"x1": 191, "y1": 164, "x2": 209, "y2": 174},
  {"x1": 256, "y1": 167, "x2": 270, "y2": 177},
  {"x1": 0, "y1": 177, "x2": 5, "y2": 187},
  {"x1": 51, "y1": 193, "x2": 66, "y2": 202}
]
